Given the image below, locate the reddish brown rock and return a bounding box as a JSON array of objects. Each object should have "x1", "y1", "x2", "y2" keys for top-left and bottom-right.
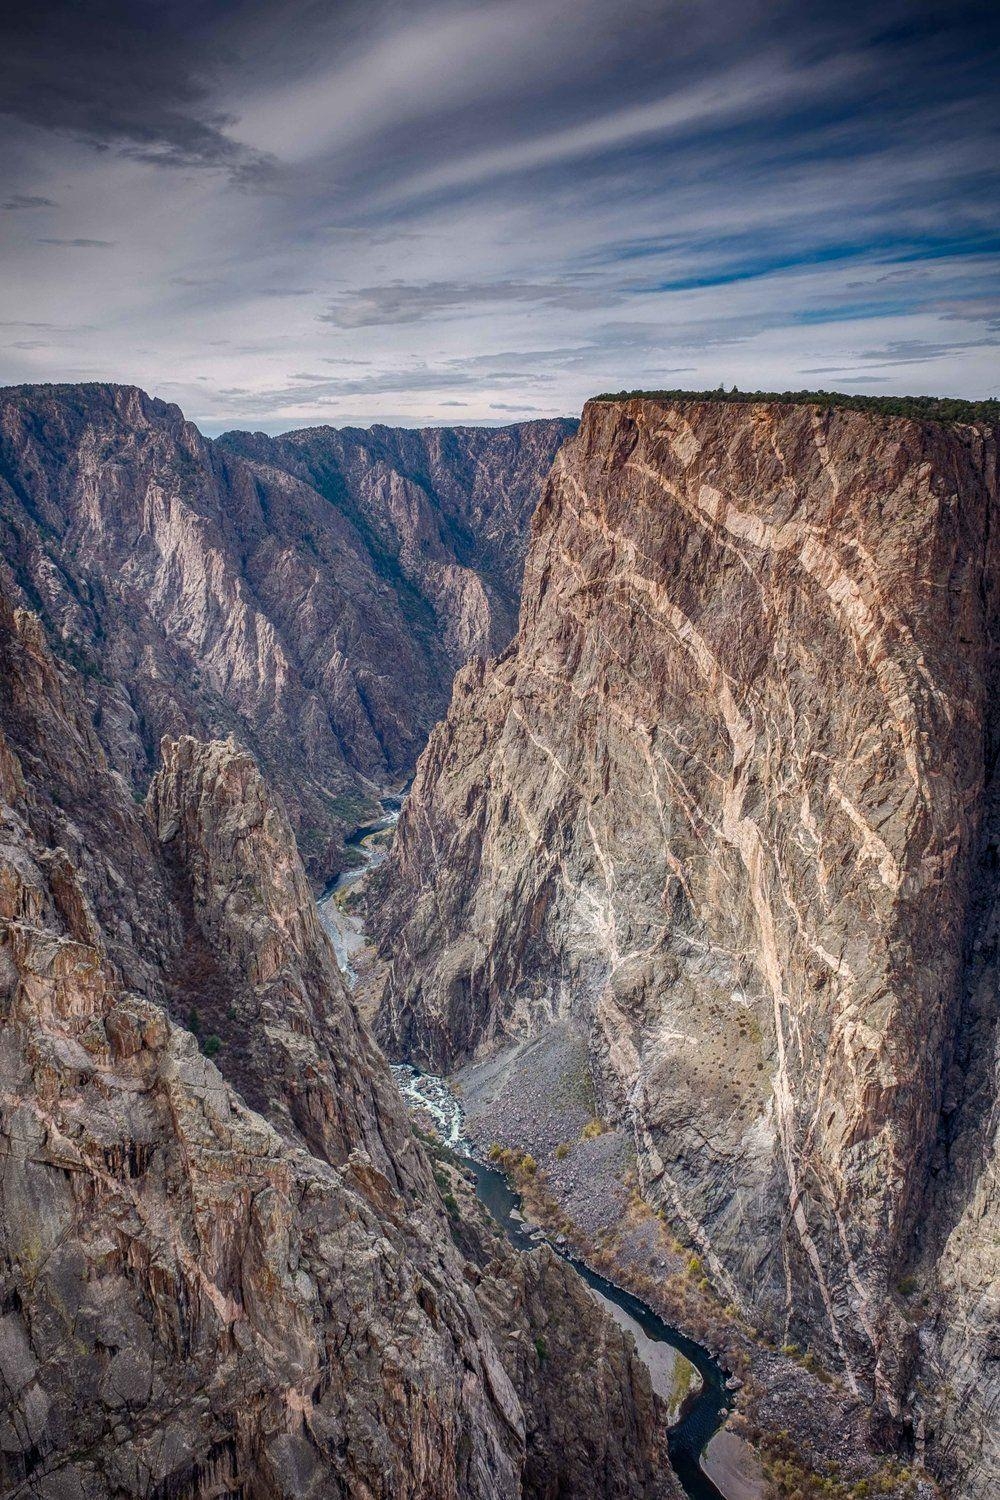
[{"x1": 0, "y1": 578, "x2": 672, "y2": 1499}]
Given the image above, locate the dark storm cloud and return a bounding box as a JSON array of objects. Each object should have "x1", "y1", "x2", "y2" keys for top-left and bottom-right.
[{"x1": 0, "y1": 0, "x2": 271, "y2": 178}]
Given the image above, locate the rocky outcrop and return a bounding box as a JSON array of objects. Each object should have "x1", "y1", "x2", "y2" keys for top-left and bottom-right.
[
  {"x1": 0, "y1": 384, "x2": 572, "y2": 881},
  {"x1": 0, "y1": 580, "x2": 673, "y2": 1498},
  {"x1": 373, "y1": 395, "x2": 1000, "y2": 1491}
]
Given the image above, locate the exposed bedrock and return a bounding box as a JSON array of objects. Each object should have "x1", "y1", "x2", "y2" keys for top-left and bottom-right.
[
  {"x1": 0, "y1": 383, "x2": 572, "y2": 881},
  {"x1": 0, "y1": 583, "x2": 670, "y2": 1499},
  {"x1": 373, "y1": 396, "x2": 1000, "y2": 1491}
]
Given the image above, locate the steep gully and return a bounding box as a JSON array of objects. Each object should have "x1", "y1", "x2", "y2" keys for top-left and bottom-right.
[{"x1": 319, "y1": 800, "x2": 733, "y2": 1500}]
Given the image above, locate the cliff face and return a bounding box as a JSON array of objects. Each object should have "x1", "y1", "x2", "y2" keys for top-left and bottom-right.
[
  {"x1": 219, "y1": 419, "x2": 576, "y2": 666},
  {"x1": 0, "y1": 384, "x2": 572, "y2": 881},
  {"x1": 373, "y1": 396, "x2": 1000, "y2": 1487},
  {"x1": 0, "y1": 582, "x2": 673, "y2": 1499}
]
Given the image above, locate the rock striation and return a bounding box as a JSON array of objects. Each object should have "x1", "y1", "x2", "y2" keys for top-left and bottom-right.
[
  {"x1": 218, "y1": 420, "x2": 575, "y2": 667},
  {"x1": 0, "y1": 579, "x2": 673, "y2": 1498},
  {"x1": 373, "y1": 394, "x2": 1000, "y2": 1493},
  {"x1": 0, "y1": 383, "x2": 572, "y2": 881}
]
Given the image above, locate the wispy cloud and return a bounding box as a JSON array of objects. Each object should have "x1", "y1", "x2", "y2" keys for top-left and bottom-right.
[
  {"x1": 1, "y1": 0, "x2": 997, "y2": 423},
  {"x1": 37, "y1": 237, "x2": 115, "y2": 248},
  {"x1": 320, "y1": 279, "x2": 608, "y2": 327},
  {"x1": 3, "y1": 193, "x2": 57, "y2": 210}
]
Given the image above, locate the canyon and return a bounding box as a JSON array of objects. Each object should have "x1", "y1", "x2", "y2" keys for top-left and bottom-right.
[
  {"x1": 373, "y1": 393, "x2": 1000, "y2": 1498},
  {"x1": 0, "y1": 384, "x2": 572, "y2": 882},
  {"x1": 3, "y1": 379, "x2": 999, "y2": 1499},
  {"x1": 0, "y1": 564, "x2": 672, "y2": 1497}
]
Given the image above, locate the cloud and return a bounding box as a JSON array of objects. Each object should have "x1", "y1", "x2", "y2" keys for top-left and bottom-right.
[
  {"x1": 0, "y1": 0, "x2": 271, "y2": 180},
  {"x1": 389, "y1": 52, "x2": 869, "y2": 204},
  {"x1": 3, "y1": 193, "x2": 57, "y2": 210},
  {"x1": 37, "y1": 237, "x2": 116, "y2": 248},
  {"x1": 1, "y1": 0, "x2": 997, "y2": 422},
  {"x1": 320, "y1": 279, "x2": 608, "y2": 327}
]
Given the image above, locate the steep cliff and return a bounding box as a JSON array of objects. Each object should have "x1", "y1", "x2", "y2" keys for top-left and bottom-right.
[
  {"x1": 373, "y1": 395, "x2": 1000, "y2": 1491},
  {"x1": 219, "y1": 419, "x2": 576, "y2": 666},
  {"x1": 0, "y1": 384, "x2": 571, "y2": 881},
  {"x1": 0, "y1": 581, "x2": 673, "y2": 1498}
]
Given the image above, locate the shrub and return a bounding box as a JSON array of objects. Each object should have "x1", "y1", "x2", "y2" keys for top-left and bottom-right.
[
  {"x1": 534, "y1": 1336, "x2": 548, "y2": 1362},
  {"x1": 580, "y1": 1118, "x2": 604, "y2": 1140},
  {"x1": 591, "y1": 387, "x2": 1000, "y2": 427},
  {"x1": 202, "y1": 1035, "x2": 221, "y2": 1058},
  {"x1": 555, "y1": 1142, "x2": 571, "y2": 1160}
]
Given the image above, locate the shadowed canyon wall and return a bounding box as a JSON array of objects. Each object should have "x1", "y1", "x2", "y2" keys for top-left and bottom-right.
[{"x1": 0, "y1": 383, "x2": 573, "y2": 882}]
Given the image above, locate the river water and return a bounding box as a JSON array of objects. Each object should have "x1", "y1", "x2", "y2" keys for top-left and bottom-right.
[
  {"x1": 317, "y1": 797, "x2": 403, "y2": 985},
  {"x1": 393, "y1": 1064, "x2": 734, "y2": 1500},
  {"x1": 320, "y1": 801, "x2": 734, "y2": 1500}
]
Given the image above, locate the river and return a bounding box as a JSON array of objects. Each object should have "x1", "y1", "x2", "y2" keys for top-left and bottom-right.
[
  {"x1": 319, "y1": 800, "x2": 736, "y2": 1500},
  {"x1": 318, "y1": 795, "x2": 403, "y2": 985}
]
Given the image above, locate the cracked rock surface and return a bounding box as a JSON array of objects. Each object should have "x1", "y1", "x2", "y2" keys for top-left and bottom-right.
[
  {"x1": 0, "y1": 581, "x2": 672, "y2": 1499},
  {"x1": 0, "y1": 383, "x2": 572, "y2": 883},
  {"x1": 373, "y1": 395, "x2": 1000, "y2": 1495}
]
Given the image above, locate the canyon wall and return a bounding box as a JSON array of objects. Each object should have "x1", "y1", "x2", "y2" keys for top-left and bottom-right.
[
  {"x1": 373, "y1": 395, "x2": 1000, "y2": 1492},
  {"x1": 219, "y1": 419, "x2": 575, "y2": 665},
  {"x1": 0, "y1": 383, "x2": 572, "y2": 881},
  {"x1": 0, "y1": 578, "x2": 673, "y2": 1498}
]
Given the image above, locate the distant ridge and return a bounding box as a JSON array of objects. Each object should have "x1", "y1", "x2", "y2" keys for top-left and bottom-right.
[{"x1": 592, "y1": 387, "x2": 1000, "y2": 425}]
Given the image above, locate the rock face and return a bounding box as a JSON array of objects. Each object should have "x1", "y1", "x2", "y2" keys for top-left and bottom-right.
[
  {"x1": 0, "y1": 383, "x2": 572, "y2": 881},
  {"x1": 373, "y1": 395, "x2": 1000, "y2": 1491},
  {"x1": 0, "y1": 580, "x2": 673, "y2": 1498},
  {"x1": 219, "y1": 420, "x2": 575, "y2": 666}
]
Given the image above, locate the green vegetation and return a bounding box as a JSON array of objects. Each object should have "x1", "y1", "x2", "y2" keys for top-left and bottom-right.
[
  {"x1": 666, "y1": 1354, "x2": 695, "y2": 1417},
  {"x1": 580, "y1": 1117, "x2": 605, "y2": 1141},
  {"x1": 591, "y1": 387, "x2": 1000, "y2": 426},
  {"x1": 431, "y1": 1163, "x2": 462, "y2": 1219},
  {"x1": 534, "y1": 1335, "x2": 548, "y2": 1363},
  {"x1": 186, "y1": 1006, "x2": 201, "y2": 1035},
  {"x1": 758, "y1": 1428, "x2": 921, "y2": 1499},
  {"x1": 488, "y1": 1144, "x2": 538, "y2": 1178},
  {"x1": 554, "y1": 1142, "x2": 571, "y2": 1160},
  {"x1": 201, "y1": 1035, "x2": 222, "y2": 1059},
  {"x1": 327, "y1": 791, "x2": 378, "y2": 825}
]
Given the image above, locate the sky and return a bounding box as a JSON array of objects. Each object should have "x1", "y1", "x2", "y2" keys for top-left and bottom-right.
[{"x1": 1, "y1": 0, "x2": 998, "y2": 434}]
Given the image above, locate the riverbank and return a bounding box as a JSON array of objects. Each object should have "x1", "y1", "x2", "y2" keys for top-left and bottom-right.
[
  {"x1": 452, "y1": 1025, "x2": 937, "y2": 1500},
  {"x1": 394, "y1": 1064, "x2": 732, "y2": 1498},
  {"x1": 318, "y1": 797, "x2": 401, "y2": 987},
  {"x1": 327, "y1": 809, "x2": 935, "y2": 1500}
]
